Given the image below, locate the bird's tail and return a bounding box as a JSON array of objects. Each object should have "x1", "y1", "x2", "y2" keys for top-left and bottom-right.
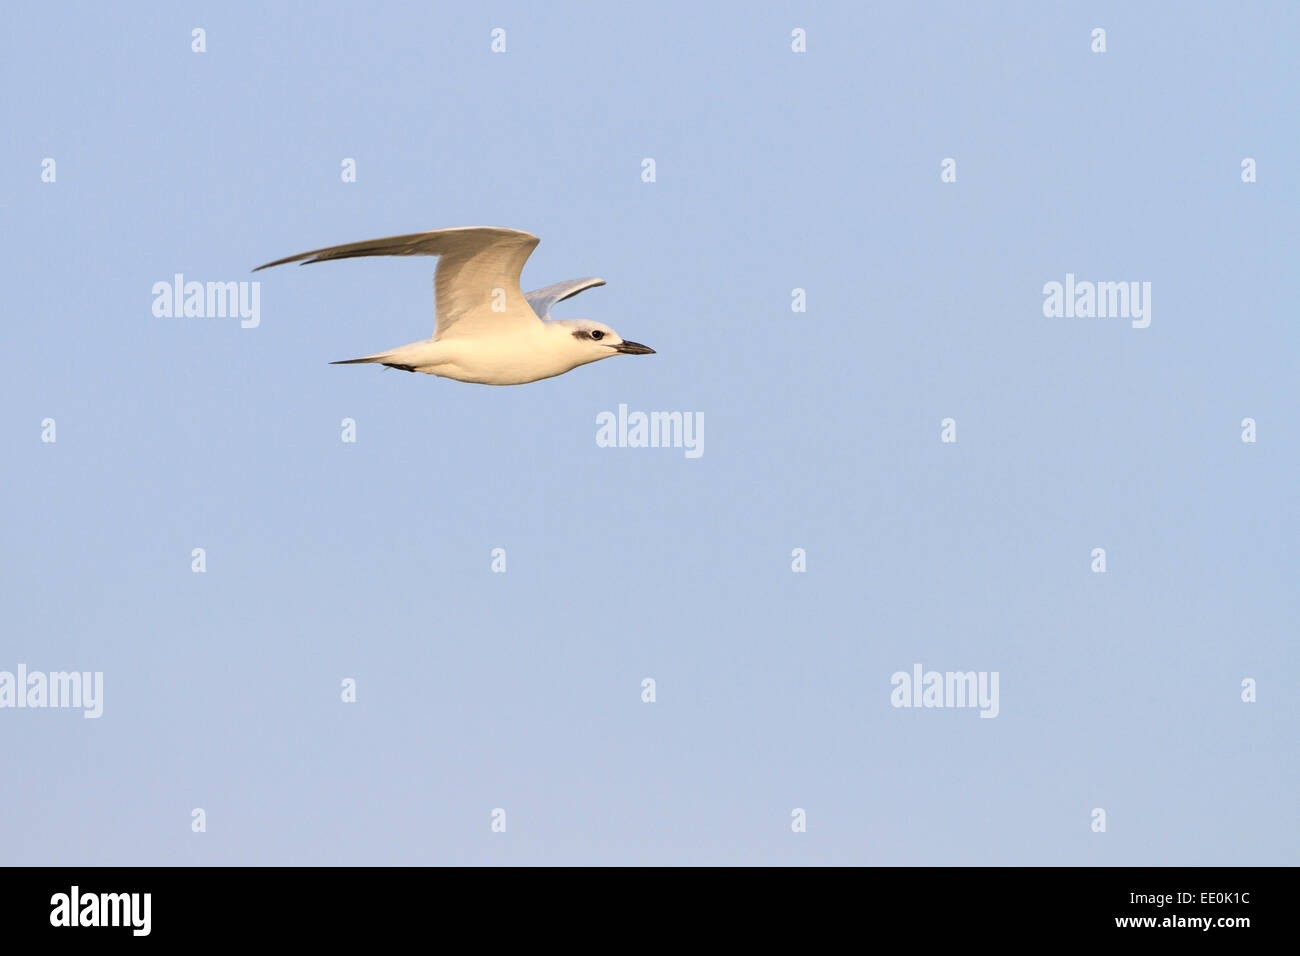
[
  {"x1": 330, "y1": 350, "x2": 420, "y2": 372},
  {"x1": 330, "y1": 350, "x2": 394, "y2": 366}
]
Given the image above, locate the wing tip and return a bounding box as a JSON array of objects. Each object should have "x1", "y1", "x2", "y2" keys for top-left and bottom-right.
[
  {"x1": 253, "y1": 225, "x2": 540, "y2": 273},
  {"x1": 252, "y1": 256, "x2": 320, "y2": 272}
]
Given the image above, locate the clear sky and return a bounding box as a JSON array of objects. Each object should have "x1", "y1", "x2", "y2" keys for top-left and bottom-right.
[{"x1": 2, "y1": 2, "x2": 1295, "y2": 865}]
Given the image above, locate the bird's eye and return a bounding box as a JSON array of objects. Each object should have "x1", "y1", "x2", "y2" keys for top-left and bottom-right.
[{"x1": 590, "y1": 330, "x2": 605, "y2": 340}]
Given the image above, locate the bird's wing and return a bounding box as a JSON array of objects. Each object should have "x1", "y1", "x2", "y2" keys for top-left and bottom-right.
[
  {"x1": 253, "y1": 227, "x2": 542, "y2": 340},
  {"x1": 524, "y1": 277, "x2": 606, "y2": 320}
]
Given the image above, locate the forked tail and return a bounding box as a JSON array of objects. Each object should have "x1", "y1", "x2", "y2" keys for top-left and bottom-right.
[{"x1": 329, "y1": 351, "x2": 415, "y2": 371}]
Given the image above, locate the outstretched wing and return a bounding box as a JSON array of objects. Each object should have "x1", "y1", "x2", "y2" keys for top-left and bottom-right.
[
  {"x1": 524, "y1": 277, "x2": 606, "y2": 320},
  {"x1": 254, "y1": 227, "x2": 542, "y2": 340}
]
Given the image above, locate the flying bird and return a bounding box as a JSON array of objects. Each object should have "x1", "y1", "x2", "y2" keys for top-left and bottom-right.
[{"x1": 253, "y1": 227, "x2": 654, "y2": 386}]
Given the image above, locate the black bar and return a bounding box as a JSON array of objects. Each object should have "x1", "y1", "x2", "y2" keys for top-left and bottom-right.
[{"x1": 0, "y1": 866, "x2": 1273, "y2": 941}]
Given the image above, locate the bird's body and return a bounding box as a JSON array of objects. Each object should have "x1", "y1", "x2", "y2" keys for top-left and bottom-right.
[
  {"x1": 347, "y1": 321, "x2": 615, "y2": 385},
  {"x1": 253, "y1": 227, "x2": 653, "y2": 386}
]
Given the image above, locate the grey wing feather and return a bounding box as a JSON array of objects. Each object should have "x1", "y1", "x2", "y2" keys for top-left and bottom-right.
[
  {"x1": 252, "y1": 227, "x2": 538, "y2": 272},
  {"x1": 524, "y1": 277, "x2": 606, "y2": 320},
  {"x1": 253, "y1": 226, "x2": 542, "y2": 339}
]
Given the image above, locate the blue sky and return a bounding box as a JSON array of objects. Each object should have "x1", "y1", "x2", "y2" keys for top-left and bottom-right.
[{"x1": 1, "y1": 2, "x2": 1296, "y2": 865}]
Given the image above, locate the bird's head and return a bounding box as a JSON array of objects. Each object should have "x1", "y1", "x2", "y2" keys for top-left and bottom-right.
[{"x1": 551, "y1": 319, "x2": 655, "y2": 366}]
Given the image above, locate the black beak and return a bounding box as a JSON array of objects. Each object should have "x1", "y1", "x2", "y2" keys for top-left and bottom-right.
[{"x1": 615, "y1": 340, "x2": 655, "y2": 355}]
